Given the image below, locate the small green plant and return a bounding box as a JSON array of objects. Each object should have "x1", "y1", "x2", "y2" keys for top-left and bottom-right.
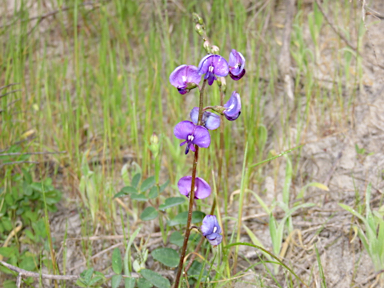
[
  {"x1": 340, "y1": 184, "x2": 384, "y2": 271},
  {"x1": 75, "y1": 268, "x2": 105, "y2": 288},
  {"x1": 0, "y1": 158, "x2": 62, "y2": 286}
]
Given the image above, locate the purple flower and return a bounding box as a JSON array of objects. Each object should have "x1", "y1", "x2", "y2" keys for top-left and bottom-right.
[
  {"x1": 169, "y1": 65, "x2": 201, "y2": 95},
  {"x1": 223, "y1": 91, "x2": 241, "y2": 121},
  {"x1": 228, "y1": 49, "x2": 246, "y2": 81},
  {"x1": 190, "y1": 107, "x2": 220, "y2": 130},
  {"x1": 197, "y1": 54, "x2": 229, "y2": 85},
  {"x1": 177, "y1": 176, "x2": 211, "y2": 199},
  {"x1": 174, "y1": 121, "x2": 211, "y2": 154},
  {"x1": 201, "y1": 215, "x2": 222, "y2": 246}
]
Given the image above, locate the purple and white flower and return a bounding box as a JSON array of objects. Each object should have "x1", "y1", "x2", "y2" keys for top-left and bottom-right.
[
  {"x1": 174, "y1": 121, "x2": 211, "y2": 154},
  {"x1": 190, "y1": 107, "x2": 220, "y2": 130},
  {"x1": 197, "y1": 54, "x2": 229, "y2": 85},
  {"x1": 223, "y1": 91, "x2": 241, "y2": 121},
  {"x1": 169, "y1": 65, "x2": 201, "y2": 95},
  {"x1": 228, "y1": 49, "x2": 246, "y2": 81},
  {"x1": 177, "y1": 176, "x2": 211, "y2": 199},
  {"x1": 201, "y1": 215, "x2": 222, "y2": 246}
]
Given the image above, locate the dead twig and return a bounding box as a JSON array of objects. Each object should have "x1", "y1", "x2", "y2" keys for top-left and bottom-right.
[{"x1": 0, "y1": 151, "x2": 67, "y2": 156}]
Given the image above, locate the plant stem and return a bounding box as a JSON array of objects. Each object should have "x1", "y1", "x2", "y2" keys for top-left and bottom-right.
[
  {"x1": 173, "y1": 80, "x2": 207, "y2": 288},
  {"x1": 185, "y1": 83, "x2": 226, "y2": 273}
]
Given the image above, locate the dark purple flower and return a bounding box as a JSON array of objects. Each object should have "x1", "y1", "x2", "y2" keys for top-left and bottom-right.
[
  {"x1": 190, "y1": 107, "x2": 220, "y2": 130},
  {"x1": 223, "y1": 91, "x2": 241, "y2": 121},
  {"x1": 228, "y1": 49, "x2": 246, "y2": 81},
  {"x1": 177, "y1": 176, "x2": 211, "y2": 199},
  {"x1": 197, "y1": 54, "x2": 229, "y2": 85},
  {"x1": 169, "y1": 65, "x2": 201, "y2": 94},
  {"x1": 201, "y1": 215, "x2": 222, "y2": 246},
  {"x1": 174, "y1": 121, "x2": 211, "y2": 154}
]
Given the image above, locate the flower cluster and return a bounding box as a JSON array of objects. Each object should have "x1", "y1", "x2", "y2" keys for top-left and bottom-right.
[{"x1": 169, "y1": 48, "x2": 246, "y2": 246}]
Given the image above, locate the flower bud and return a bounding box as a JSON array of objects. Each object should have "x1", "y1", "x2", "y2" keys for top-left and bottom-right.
[
  {"x1": 193, "y1": 13, "x2": 204, "y2": 25},
  {"x1": 149, "y1": 133, "x2": 160, "y2": 157},
  {"x1": 217, "y1": 77, "x2": 226, "y2": 93},
  {"x1": 211, "y1": 45, "x2": 220, "y2": 54},
  {"x1": 203, "y1": 41, "x2": 211, "y2": 53},
  {"x1": 195, "y1": 24, "x2": 204, "y2": 36}
]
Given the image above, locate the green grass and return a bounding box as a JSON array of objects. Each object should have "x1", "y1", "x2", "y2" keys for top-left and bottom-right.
[{"x1": 0, "y1": 0, "x2": 378, "y2": 287}]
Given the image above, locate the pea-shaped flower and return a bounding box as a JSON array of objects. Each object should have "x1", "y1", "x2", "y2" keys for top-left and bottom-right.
[
  {"x1": 177, "y1": 176, "x2": 211, "y2": 199},
  {"x1": 174, "y1": 121, "x2": 211, "y2": 154},
  {"x1": 197, "y1": 54, "x2": 229, "y2": 85},
  {"x1": 201, "y1": 215, "x2": 222, "y2": 246},
  {"x1": 223, "y1": 91, "x2": 241, "y2": 121},
  {"x1": 228, "y1": 49, "x2": 246, "y2": 81},
  {"x1": 169, "y1": 65, "x2": 201, "y2": 95},
  {"x1": 190, "y1": 107, "x2": 220, "y2": 130}
]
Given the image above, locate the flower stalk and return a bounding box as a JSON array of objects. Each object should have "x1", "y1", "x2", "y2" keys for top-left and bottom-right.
[{"x1": 173, "y1": 80, "x2": 207, "y2": 288}]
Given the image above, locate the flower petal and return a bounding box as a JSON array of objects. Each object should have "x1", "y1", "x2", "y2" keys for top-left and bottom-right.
[
  {"x1": 211, "y1": 55, "x2": 229, "y2": 77},
  {"x1": 174, "y1": 121, "x2": 195, "y2": 140},
  {"x1": 169, "y1": 65, "x2": 201, "y2": 92},
  {"x1": 197, "y1": 54, "x2": 213, "y2": 75},
  {"x1": 229, "y1": 49, "x2": 245, "y2": 76},
  {"x1": 201, "y1": 215, "x2": 217, "y2": 236},
  {"x1": 192, "y1": 126, "x2": 211, "y2": 148},
  {"x1": 204, "y1": 112, "x2": 221, "y2": 130},
  {"x1": 206, "y1": 233, "x2": 223, "y2": 246},
  {"x1": 195, "y1": 177, "x2": 211, "y2": 199},
  {"x1": 229, "y1": 68, "x2": 246, "y2": 81},
  {"x1": 177, "y1": 176, "x2": 192, "y2": 197},
  {"x1": 190, "y1": 107, "x2": 199, "y2": 125},
  {"x1": 198, "y1": 54, "x2": 229, "y2": 78},
  {"x1": 223, "y1": 91, "x2": 241, "y2": 121}
]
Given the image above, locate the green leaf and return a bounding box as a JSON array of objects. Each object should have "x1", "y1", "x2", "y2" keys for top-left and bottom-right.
[
  {"x1": 137, "y1": 278, "x2": 153, "y2": 288},
  {"x1": 131, "y1": 193, "x2": 147, "y2": 201},
  {"x1": 159, "y1": 180, "x2": 169, "y2": 193},
  {"x1": 140, "y1": 269, "x2": 170, "y2": 288},
  {"x1": 0, "y1": 247, "x2": 18, "y2": 258},
  {"x1": 140, "y1": 207, "x2": 159, "y2": 221},
  {"x1": 140, "y1": 176, "x2": 156, "y2": 192},
  {"x1": 131, "y1": 173, "x2": 141, "y2": 188},
  {"x1": 112, "y1": 248, "x2": 123, "y2": 274},
  {"x1": 159, "y1": 197, "x2": 185, "y2": 211},
  {"x1": 3, "y1": 280, "x2": 17, "y2": 288},
  {"x1": 167, "y1": 211, "x2": 205, "y2": 227},
  {"x1": 82, "y1": 268, "x2": 94, "y2": 284},
  {"x1": 2, "y1": 217, "x2": 12, "y2": 231},
  {"x1": 148, "y1": 186, "x2": 159, "y2": 199},
  {"x1": 111, "y1": 275, "x2": 122, "y2": 288},
  {"x1": 19, "y1": 256, "x2": 36, "y2": 271},
  {"x1": 151, "y1": 248, "x2": 179, "y2": 267},
  {"x1": 169, "y1": 231, "x2": 183, "y2": 247},
  {"x1": 124, "y1": 277, "x2": 136, "y2": 288},
  {"x1": 114, "y1": 186, "x2": 138, "y2": 198}
]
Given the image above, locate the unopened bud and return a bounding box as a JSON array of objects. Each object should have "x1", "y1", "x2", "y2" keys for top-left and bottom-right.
[
  {"x1": 193, "y1": 13, "x2": 204, "y2": 25},
  {"x1": 203, "y1": 41, "x2": 211, "y2": 53},
  {"x1": 195, "y1": 24, "x2": 204, "y2": 36},
  {"x1": 149, "y1": 133, "x2": 160, "y2": 157},
  {"x1": 211, "y1": 45, "x2": 220, "y2": 54}
]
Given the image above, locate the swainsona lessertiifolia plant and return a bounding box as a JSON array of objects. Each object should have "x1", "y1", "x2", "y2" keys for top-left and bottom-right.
[{"x1": 169, "y1": 14, "x2": 246, "y2": 288}]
